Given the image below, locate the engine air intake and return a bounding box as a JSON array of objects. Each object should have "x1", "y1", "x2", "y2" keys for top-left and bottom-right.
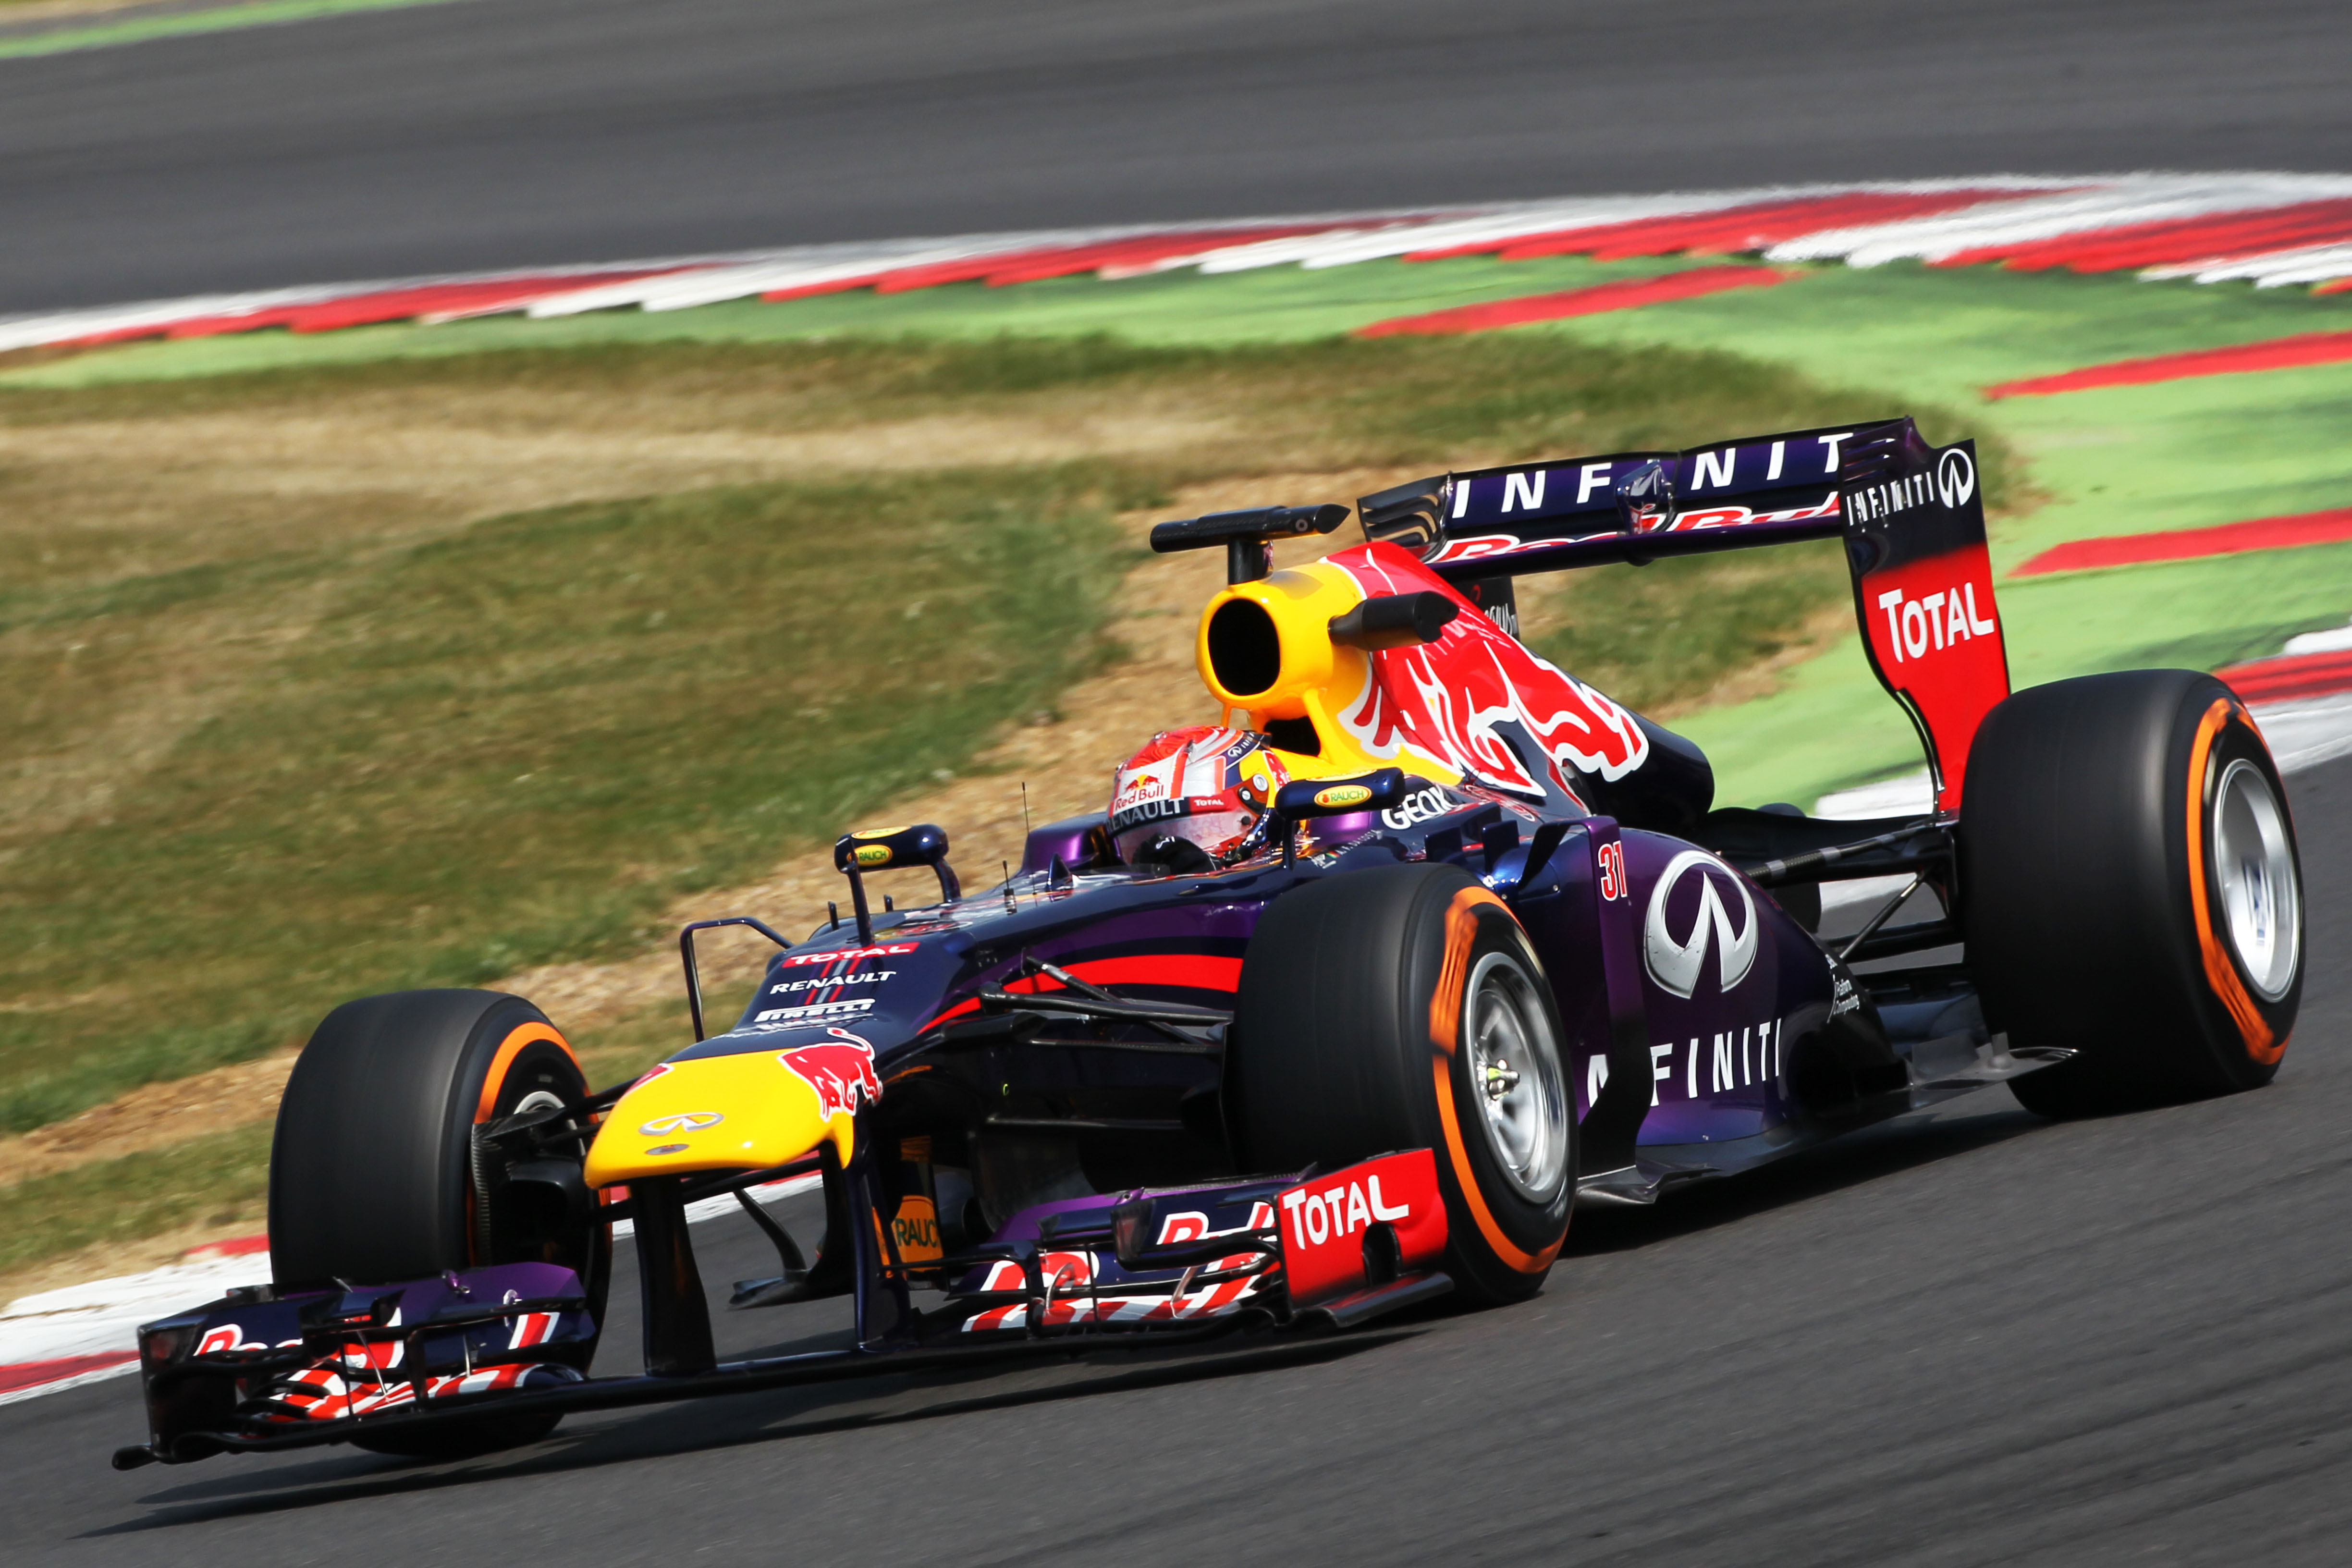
[{"x1": 1207, "y1": 597, "x2": 1282, "y2": 697}]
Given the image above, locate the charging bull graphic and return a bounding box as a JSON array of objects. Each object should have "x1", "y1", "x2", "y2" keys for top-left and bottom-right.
[
  {"x1": 778, "y1": 1028, "x2": 884, "y2": 1119},
  {"x1": 1327, "y1": 541, "x2": 1650, "y2": 806}
]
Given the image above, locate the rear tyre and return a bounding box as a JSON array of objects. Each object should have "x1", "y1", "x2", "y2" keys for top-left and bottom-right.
[
  {"x1": 1230, "y1": 863, "x2": 1574, "y2": 1306},
  {"x1": 1960, "y1": 670, "x2": 2303, "y2": 1116},
  {"x1": 269, "y1": 989, "x2": 604, "y2": 1458}
]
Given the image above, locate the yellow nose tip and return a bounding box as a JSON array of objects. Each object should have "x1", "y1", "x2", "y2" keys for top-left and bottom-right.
[{"x1": 583, "y1": 1050, "x2": 861, "y2": 1187}]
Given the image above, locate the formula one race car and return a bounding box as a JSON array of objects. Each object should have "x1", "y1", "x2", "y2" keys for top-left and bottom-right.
[{"x1": 114, "y1": 416, "x2": 2305, "y2": 1469}]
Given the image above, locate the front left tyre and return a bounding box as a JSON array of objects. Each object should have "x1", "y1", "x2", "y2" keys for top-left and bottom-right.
[
  {"x1": 268, "y1": 988, "x2": 604, "y2": 1458},
  {"x1": 1229, "y1": 862, "x2": 1575, "y2": 1306}
]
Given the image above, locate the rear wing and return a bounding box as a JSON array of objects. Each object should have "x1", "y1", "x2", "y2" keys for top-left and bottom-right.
[{"x1": 1360, "y1": 417, "x2": 2010, "y2": 812}]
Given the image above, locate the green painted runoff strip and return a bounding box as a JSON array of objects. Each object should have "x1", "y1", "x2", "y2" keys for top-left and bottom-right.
[{"x1": 0, "y1": 0, "x2": 465, "y2": 60}]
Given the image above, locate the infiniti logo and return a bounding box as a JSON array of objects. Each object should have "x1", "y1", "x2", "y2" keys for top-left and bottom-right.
[
  {"x1": 638, "y1": 1111, "x2": 723, "y2": 1136},
  {"x1": 1936, "y1": 447, "x2": 1976, "y2": 510},
  {"x1": 1642, "y1": 850, "x2": 1758, "y2": 1000}
]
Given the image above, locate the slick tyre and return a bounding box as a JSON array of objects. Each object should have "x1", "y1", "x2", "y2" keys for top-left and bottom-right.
[
  {"x1": 1231, "y1": 863, "x2": 1574, "y2": 1306},
  {"x1": 1960, "y1": 670, "x2": 2303, "y2": 1117},
  {"x1": 269, "y1": 989, "x2": 604, "y2": 1458}
]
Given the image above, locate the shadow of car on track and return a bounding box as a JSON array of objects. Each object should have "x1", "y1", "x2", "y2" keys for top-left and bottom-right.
[
  {"x1": 90, "y1": 1331, "x2": 1411, "y2": 1536},
  {"x1": 1566, "y1": 1096, "x2": 2047, "y2": 1258},
  {"x1": 95, "y1": 1095, "x2": 2064, "y2": 1535}
]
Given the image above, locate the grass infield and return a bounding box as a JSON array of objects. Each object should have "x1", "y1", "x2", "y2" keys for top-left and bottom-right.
[{"x1": 0, "y1": 332, "x2": 1954, "y2": 1149}]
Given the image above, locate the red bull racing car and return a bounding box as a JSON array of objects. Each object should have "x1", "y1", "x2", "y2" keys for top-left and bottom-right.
[{"x1": 113, "y1": 416, "x2": 2304, "y2": 1469}]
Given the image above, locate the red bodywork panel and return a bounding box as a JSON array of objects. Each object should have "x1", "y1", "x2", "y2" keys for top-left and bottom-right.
[
  {"x1": 1840, "y1": 430, "x2": 2012, "y2": 813},
  {"x1": 1322, "y1": 542, "x2": 1651, "y2": 807},
  {"x1": 1276, "y1": 1149, "x2": 1449, "y2": 1307}
]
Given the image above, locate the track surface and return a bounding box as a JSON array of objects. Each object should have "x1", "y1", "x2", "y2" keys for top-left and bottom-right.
[
  {"x1": 5, "y1": 749, "x2": 2347, "y2": 1563},
  {"x1": 5, "y1": 0, "x2": 2352, "y2": 314}
]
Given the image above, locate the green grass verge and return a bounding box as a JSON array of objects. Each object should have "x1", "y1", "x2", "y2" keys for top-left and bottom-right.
[
  {"x1": 0, "y1": 0, "x2": 466, "y2": 61},
  {"x1": 0, "y1": 1123, "x2": 270, "y2": 1279},
  {"x1": 0, "y1": 463, "x2": 1139, "y2": 1130},
  {"x1": 1526, "y1": 540, "x2": 1852, "y2": 718},
  {"x1": 0, "y1": 331, "x2": 1939, "y2": 1143}
]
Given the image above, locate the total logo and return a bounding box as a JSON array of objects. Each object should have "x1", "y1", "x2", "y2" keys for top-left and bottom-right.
[
  {"x1": 1278, "y1": 1172, "x2": 1412, "y2": 1252},
  {"x1": 638, "y1": 1111, "x2": 723, "y2": 1136},
  {"x1": 1642, "y1": 849, "x2": 1758, "y2": 1000},
  {"x1": 1380, "y1": 784, "x2": 1455, "y2": 831},
  {"x1": 780, "y1": 943, "x2": 915, "y2": 968},
  {"x1": 1874, "y1": 582, "x2": 1997, "y2": 664}
]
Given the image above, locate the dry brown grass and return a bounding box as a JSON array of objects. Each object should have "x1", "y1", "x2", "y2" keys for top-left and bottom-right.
[
  {"x1": 0, "y1": 331, "x2": 1961, "y2": 1286},
  {"x1": 0, "y1": 366, "x2": 1243, "y2": 867},
  {"x1": 0, "y1": 464, "x2": 1426, "y2": 1213}
]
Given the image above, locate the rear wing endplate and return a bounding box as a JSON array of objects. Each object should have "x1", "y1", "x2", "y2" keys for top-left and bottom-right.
[{"x1": 1361, "y1": 416, "x2": 2010, "y2": 811}]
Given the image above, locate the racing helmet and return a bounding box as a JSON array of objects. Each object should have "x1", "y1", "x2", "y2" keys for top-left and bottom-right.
[{"x1": 1108, "y1": 725, "x2": 1289, "y2": 871}]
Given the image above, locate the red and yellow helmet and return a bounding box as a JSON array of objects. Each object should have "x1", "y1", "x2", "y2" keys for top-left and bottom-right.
[{"x1": 1107, "y1": 725, "x2": 1292, "y2": 870}]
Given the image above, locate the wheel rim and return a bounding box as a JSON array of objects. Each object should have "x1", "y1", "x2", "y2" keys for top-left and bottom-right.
[
  {"x1": 1461, "y1": 949, "x2": 1570, "y2": 1203},
  {"x1": 2211, "y1": 757, "x2": 2299, "y2": 1002}
]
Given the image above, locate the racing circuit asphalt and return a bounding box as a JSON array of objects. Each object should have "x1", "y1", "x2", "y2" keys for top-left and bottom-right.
[
  {"x1": 4, "y1": 0, "x2": 2352, "y2": 314},
  {"x1": 11, "y1": 2, "x2": 2352, "y2": 1557},
  {"x1": 6, "y1": 748, "x2": 2350, "y2": 1563}
]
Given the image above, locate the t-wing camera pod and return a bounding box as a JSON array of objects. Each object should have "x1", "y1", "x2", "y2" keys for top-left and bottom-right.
[
  {"x1": 832, "y1": 823, "x2": 960, "y2": 945},
  {"x1": 1149, "y1": 503, "x2": 1351, "y2": 584}
]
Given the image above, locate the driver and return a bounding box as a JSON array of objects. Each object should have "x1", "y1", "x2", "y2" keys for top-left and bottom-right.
[{"x1": 1107, "y1": 725, "x2": 1290, "y2": 872}]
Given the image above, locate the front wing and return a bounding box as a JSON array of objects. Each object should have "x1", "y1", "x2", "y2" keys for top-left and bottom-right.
[{"x1": 112, "y1": 1150, "x2": 1449, "y2": 1469}]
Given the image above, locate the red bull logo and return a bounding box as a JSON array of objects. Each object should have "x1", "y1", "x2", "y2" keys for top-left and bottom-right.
[
  {"x1": 1327, "y1": 542, "x2": 1649, "y2": 799},
  {"x1": 777, "y1": 1028, "x2": 883, "y2": 1119}
]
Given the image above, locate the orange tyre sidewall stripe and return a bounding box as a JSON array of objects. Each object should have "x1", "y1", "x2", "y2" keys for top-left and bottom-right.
[
  {"x1": 467, "y1": 1017, "x2": 589, "y2": 1266},
  {"x1": 1426, "y1": 886, "x2": 1563, "y2": 1276},
  {"x1": 2184, "y1": 699, "x2": 2283, "y2": 1065},
  {"x1": 474, "y1": 1019, "x2": 582, "y2": 1123}
]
